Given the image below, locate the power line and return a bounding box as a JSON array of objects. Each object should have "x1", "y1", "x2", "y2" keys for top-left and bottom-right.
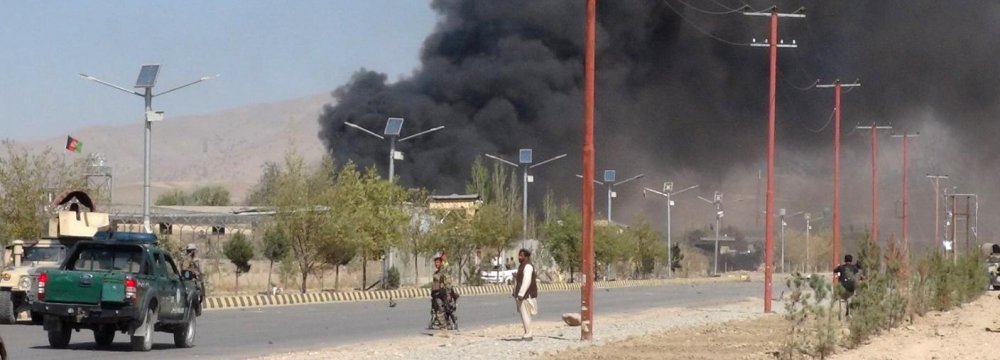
[
  {"x1": 707, "y1": 0, "x2": 751, "y2": 12},
  {"x1": 660, "y1": 0, "x2": 750, "y2": 46},
  {"x1": 803, "y1": 108, "x2": 836, "y2": 133},
  {"x1": 671, "y1": 0, "x2": 748, "y2": 15}
]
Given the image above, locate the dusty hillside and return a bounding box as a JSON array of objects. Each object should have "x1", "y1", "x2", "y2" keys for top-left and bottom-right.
[{"x1": 20, "y1": 93, "x2": 332, "y2": 205}]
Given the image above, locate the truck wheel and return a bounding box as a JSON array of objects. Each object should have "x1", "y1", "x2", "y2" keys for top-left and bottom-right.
[
  {"x1": 47, "y1": 321, "x2": 72, "y2": 349},
  {"x1": 130, "y1": 308, "x2": 156, "y2": 351},
  {"x1": 173, "y1": 316, "x2": 196, "y2": 348},
  {"x1": 0, "y1": 292, "x2": 15, "y2": 324},
  {"x1": 94, "y1": 326, "x2": 115, "y2": 347}
]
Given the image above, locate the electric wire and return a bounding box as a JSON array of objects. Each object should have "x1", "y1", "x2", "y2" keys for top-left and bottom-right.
[
  {"x1": 660, "y1": 0, "x2": 750, "y2": 46},
  {"x1": 671, "y1": 0, "x2": 748, "y2": 15},
  {"x1": 803, "y1": 108, "x2": 836, "y2": 133}
]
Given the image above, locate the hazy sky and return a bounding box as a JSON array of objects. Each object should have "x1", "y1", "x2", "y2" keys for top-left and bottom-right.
[{"x1": 0, "y1": 1, "x2": 437, "y2": 141}]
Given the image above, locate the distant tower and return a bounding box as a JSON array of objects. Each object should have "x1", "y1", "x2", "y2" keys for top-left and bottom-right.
[{"x1": 85, "y1": 154, "x2": 114, "y2": 210}]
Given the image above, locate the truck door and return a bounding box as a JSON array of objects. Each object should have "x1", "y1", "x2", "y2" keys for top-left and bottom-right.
[
  {"x1": 162, "y1": 254, "x2": 188, "y2": 320},
  {"x1": 152, "y1": 252, "x2": 177, "y2": 320}
]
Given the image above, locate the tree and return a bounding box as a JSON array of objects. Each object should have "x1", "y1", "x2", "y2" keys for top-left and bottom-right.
[
  {"x1": 223, "y1": 232, "x2": 254, "y2": 293},
  {"x1": 322, "y1": 236, "x2": 356, "y2": 291},
  {"x1": 429, "y1": 209, "x2": 476, "y2": 284},
  {"x1": 624, "y1": 219, "x2": 665, "y2": 279},
  {"x1": 190, "y1": 185, "x2": 231, "y2": 206},
  {"x1": 344, "y1": 166, "x2": 410, "y2": 289},
  {"x1": 155, "y1": 189, "x2": 189, "y2": 206},
  {"x1": 0, "y1": 140, "x2": 90, "y2": 244},
  {"x1": 271, "y1": 151, "x2": 337, "y2": 293},
  {"x1": 471, "y1": 202, "x2": 520, "y2": 273},
  {"x1": 541, "y1": 203, "x2": 582, "y2": 282},
  {"x1": 260, "y1": 225, "x2": 290, "y2": 292},
  {"x1": 155, "y1": 185, "x2": 231, "y2": 206},
  {"x1": 244, "y1": 161, "x2": 280, "y2": 206}
]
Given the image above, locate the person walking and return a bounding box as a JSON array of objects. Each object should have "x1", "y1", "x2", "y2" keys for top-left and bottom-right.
[{"x1": 512, "y1": 248, "x2": 538, "y2": 341}]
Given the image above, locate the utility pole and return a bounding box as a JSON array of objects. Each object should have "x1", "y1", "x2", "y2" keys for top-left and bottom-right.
[
  {"x1": 891, "y1": 132, "x2": 919, "y2": 253},
  {"x1": 698, "y1": 192, "x2": 725, "y2": 276},
  {"x1": 580, "y1": 0, "x2": 596, "y2": 342},
  {"x1": 744, "y1": 5, "x2": 805, "y2": 313},
  {"x1": 816, "y1": 79, "x2": 860, "y2": 271},
  {"x1": 927, "y1": 174, "x2": 949, "y2": 251},
  {"x1": 856, "y1": 123, "x2": 892, "y2": 244}
]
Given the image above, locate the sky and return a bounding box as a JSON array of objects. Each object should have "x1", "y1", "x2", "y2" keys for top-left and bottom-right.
[{"x1": 0, "y1": 1, "x2": 438, "y2": 141}]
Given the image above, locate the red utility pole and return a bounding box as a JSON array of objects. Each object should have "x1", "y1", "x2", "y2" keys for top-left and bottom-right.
[
  {"x1": 892, "y1": 132, "x2": 919, "y2": 253},
  {"x1": 744, "y1": 6, "x2": 804, "y2": 313},
  {"x1": 926, "y1": 174, "x2": 949, "y2": 251},
  {"x1": 816, "y1": 79, "x2": 860, "y2": 271},
  {"x1": 856, "y1": 123, "x2": 892, "y2": 244},
  {"x1": 580, "y1": 0, "x2": 596, "y2": 341}
]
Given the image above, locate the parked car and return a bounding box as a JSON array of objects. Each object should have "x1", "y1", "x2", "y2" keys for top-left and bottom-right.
[{"x1": 480, "y1": 265, "x2": 516, "y2": 284}]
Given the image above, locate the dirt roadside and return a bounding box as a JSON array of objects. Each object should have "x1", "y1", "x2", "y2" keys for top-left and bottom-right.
[{"x1": 541, "y1": 292, "x2": 1000, "y2": 360}]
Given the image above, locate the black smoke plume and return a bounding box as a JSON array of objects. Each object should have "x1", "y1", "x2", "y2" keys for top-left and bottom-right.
[{"x1": 319, "y1": 0, "x2": 1000, "y2": 241}]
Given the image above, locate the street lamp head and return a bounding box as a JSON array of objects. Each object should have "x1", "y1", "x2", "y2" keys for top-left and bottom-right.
[{"x1": 519, "y1": 149, "x2": 532, "y2": 164}]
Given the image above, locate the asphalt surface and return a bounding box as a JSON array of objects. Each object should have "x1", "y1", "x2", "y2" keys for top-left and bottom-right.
[{"x1": 1, "y1": 281, "x2": 764, "y2": 360}]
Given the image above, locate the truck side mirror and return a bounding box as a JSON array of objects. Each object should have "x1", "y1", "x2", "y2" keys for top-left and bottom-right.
[{"x1": 181, "y1": 270, "x2": 194, "y2": 281}]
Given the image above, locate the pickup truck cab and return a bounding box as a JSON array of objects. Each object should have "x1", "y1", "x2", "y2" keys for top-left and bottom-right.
[{"x1": 32, "y1": 231, "x2": 200, "y2": 351}]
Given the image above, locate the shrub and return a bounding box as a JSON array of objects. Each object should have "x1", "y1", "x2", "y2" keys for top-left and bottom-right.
[{"x1": 387, "y1": 266, "x2": 401, "y2": 289}]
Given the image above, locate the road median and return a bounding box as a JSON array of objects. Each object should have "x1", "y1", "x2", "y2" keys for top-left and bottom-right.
[{"x1": 205, "y1": 272, "x2": 751, "y2": 310}]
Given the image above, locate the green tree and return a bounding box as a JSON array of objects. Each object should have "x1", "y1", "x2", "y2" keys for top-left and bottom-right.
[
  {"x1": 541, "y1": 203, "x2": 582, "y2": 282},
  {"x1": 345, "y1": 166, "x2": 410, "y2": 289},
  {"x1": 244, "y1": 161, "x2": 280, "y2": 206},
  {"x1": 155, "y1": 189, "x2": 190, "y2": 206},
  {"x1": 271, "y1": 151, "x2": 338, "y2": 293},
  {"x1": 190, "y1": 185, "x2": 231, "y2": 206},
  {"x1": 260, "y1": 225, "x2": 290, "y2": 292},
  {"x1": 471, "y1": 202, "x2": 521, "y2": 272},
  {"x1": 624, "y1": 219, "x2": 665, "y2": 279},
  {"x1": 429, "y1": 209, "x2": 476, "y2": 284},
  {"x1": 0, "y1": 140, "x2": 90, "y2": 244},
  {"x1": 223, "y1": 232, "x2": 254, "y2": 293}
]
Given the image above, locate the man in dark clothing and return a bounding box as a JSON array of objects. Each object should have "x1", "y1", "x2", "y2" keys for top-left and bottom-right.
[
  {"x1": 512, "y1": 248, "x2": 538, "y2": 341},
  {"x1": 834, "y1": 254, "x2": 862, "y2": 316}
]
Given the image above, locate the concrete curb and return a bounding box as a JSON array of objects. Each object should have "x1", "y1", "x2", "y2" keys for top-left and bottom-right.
[{"x1": 204, "y1": 274, "x2": 750, "y2": 311}]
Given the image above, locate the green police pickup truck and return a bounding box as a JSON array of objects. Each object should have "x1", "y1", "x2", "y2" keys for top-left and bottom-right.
[{"x1": 32, "y1": 231, "x2": 201, "y2": 351}]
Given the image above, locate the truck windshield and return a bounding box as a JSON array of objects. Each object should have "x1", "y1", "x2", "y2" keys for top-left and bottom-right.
[
  {"x1": 23, "y1": 246, "x2": 64, "y2": 262},
  {"x1": 68, "y1": 244, "x2": 144, "y2": 274}
]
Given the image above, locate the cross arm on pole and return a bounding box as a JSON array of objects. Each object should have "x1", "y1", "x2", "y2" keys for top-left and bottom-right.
[
  {"x1": 399, "y1": 126, "x2": 445, "y2": 142},
  {"x1": 344, "y1": 122, "x2": 384, "y2": 140},
  {"x1": 673, "y1": 184, "x2": 700, "y2": 196},
  {"x1": 576, "y1": 174, "x2": 604, "y2": 185},
  {"x1": 529, "y1": 153, "x2": 567, "y2": 169},
  {"x1": 613, "y1": 173, "x2": 645, "y2": 187},
  {"x1": 643, "y1": 188, "x2": 668, "y2": 198},
  {"x1": 890, "y1": 132, "x2": 920, "y2": 138},
  {"x1": 79, "y1": 74, "x2": 143, "y2": 96},
  {"x1": 485, "y1": 153, "x2": 518, "y2": 167},
  {"x1": 155, "y1": 74, "x2": 219, "y2": 97}
]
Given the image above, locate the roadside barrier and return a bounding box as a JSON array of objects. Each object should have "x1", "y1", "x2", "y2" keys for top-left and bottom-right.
[{"x1": 204, "y1": 273, "x2": 750, "y2": 310}]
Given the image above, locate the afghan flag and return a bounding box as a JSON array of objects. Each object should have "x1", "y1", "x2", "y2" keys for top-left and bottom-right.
[{"x1": 65, "y1": 136, "x2": 82, "y2": 153}]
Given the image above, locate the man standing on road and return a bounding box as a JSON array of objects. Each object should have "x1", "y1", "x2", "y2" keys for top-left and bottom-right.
[{"x1": 513, "y1": 248, "x2": 538, "y2": 341}]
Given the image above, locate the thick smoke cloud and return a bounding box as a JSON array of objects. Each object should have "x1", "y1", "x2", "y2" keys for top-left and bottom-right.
[{"x1": 319, "y1": 0, "x2": 1000, "y2": 243}]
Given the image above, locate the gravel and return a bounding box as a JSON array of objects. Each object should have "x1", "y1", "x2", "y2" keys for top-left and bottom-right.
[{"x1": 257, "y1": 297, "x2": 766, "y2": 360}]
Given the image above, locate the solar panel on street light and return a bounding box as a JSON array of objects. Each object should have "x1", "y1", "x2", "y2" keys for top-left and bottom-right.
[
  {"x1": 384, "y1": 117, "x2": 404, "y2": 136},
  {"x1": 135, "y1": 65, "x2": 160, "y2": 88},
  {"x1": 604, "y1": 170, "x2": 616, "y2": 183},
  {"x1": 519, "y1": 149, "x2": 533, "y2": 164}
]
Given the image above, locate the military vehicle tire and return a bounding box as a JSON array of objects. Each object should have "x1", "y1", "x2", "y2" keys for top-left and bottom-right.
[
  {"x1": 0, "y1": 292, "x2": 15, "y2": 325},
  {"x1": 94, "y1": 326, "x2": 115, "y2": 347},
  {"x1": 130, "y1": 308, "x2": 156, "y2": 351},
  {"x1": 47, "y1": 321, "x2": 72, "y2": 349},
  {"x1": 173, "y1": 315, "x2": 196, "y2": 348}
]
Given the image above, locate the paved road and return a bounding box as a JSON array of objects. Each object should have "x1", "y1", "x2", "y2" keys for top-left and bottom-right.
[{"x1": 1, "y1": 281, "x2": 764, "y2": 360}]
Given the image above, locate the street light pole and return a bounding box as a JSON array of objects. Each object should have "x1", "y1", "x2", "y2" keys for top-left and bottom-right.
[
  {"x1": 344, "y1": 118, "x2": 444, "y2": 288},
  {"x1": 643, "y1": 183, "x2": 699, "y2": 278},
  {"x1": 699, "y1": 192, "x2": 724, "y2": 276},
  {"x1": 80, "y1": 66, "x2": 216, "y2": 233},
  {"x1": 487, "y1": 151, "x2": 566, "y2": 249}
]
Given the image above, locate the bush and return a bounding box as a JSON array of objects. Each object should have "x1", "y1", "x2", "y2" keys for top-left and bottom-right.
[
  {"x1": 781, "y1": 273, "x2": 839, "y2": 359},
  {"x1": 387, "y1": 266, "x2": 400, "y2": 289}
]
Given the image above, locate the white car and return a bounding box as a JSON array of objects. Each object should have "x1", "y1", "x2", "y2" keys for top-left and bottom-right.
[{"x1": 480, "y1": 266, "x2": 516, "y2": 284}]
